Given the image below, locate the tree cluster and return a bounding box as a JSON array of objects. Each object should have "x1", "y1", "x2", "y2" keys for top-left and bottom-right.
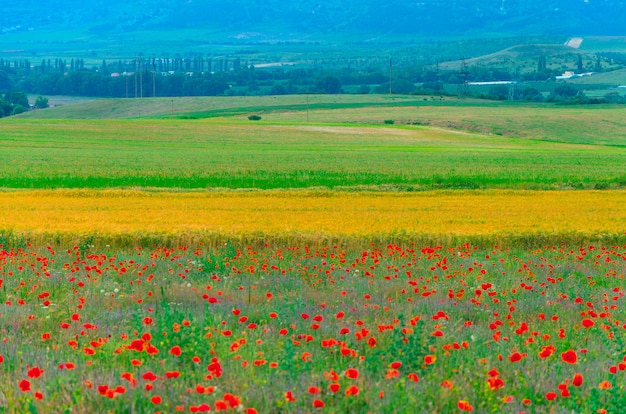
[{"x1": 0, "y1": 90, "x2": 29, "y2": 117}]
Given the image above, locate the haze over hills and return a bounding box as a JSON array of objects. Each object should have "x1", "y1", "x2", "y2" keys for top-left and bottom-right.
[{"x1": 2, "y1": 0, "x2": 626, "y2": 44}]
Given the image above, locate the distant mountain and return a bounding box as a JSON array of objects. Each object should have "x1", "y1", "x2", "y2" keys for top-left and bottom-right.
[{"x1": 2, "y1": 0, "x2": 625, "y2": 41}]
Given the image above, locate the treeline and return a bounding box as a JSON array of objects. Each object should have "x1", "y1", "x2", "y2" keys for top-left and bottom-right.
[
  {"x1": 0, "y1": 56, "x2": 624, "y2": 117},
  {"x1": 0, "y1": 56, "x2": 562, "y2": 98},
  {"x1": 0, "y1": 90, "x2": 48, "y2": 117}
]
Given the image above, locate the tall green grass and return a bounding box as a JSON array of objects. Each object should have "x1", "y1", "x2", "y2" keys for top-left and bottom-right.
[{"x1": 2, "y1": 118, "x2": 626, "y2": 190}]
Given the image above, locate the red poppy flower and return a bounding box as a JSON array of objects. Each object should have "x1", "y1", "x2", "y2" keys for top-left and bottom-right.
[
  {"x1": 539, "y1": 345, "x2": 556, "y2": 359},
  {"x1": 572, "y1": 373, "x2": 583, "y2": 387},
  {"x1": 27, "y1": 366, "x2": 44, "y2": 379},
  {"x1": 345, "y1": 385, "x2": 359, "y2": 396},
  {"x1": 457, "y1": 400, "x2": 473, "y2": 412},
  {"x1": 19, "y1": 379, "x2": 31, "y2": 392},
  {"x1": 487, "y1": 377, "x2": 505, "y2": 390},
  {"x1": 142, "y1": 371, "x2": 157, "y2": 381},
  {"x1": 215, "y1": 400, "x2": 228, "y2": 410},
  {"x1": 308, "y1": 386, "x2": 321, "y2": 394},
  {"x1": 313, "y1": 399, "x2": 325, "y2": 408},
  {"x1": 581, "y1": 318, "x2": 595, "y2": 328},
  {"x1": 561, "y1": 350, "x2": 578, "y2": 364},
  {"x1": 344, "y1": 368, "x2": 359, "y2": 379},
  {"x1": 545, "y1": 392, "x2": 558, "y2": 401}
]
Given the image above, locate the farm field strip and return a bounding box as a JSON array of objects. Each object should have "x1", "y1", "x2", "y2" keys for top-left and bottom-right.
[
  {"x1": 262, "y1": 104, "x2": 626, "y2": 147},
  {"x1": 2, "y1": 118, "x2": 626, "y2": 190},
  {"x1": 1, "y1": 242, "x2": 625, "y2": 412},
  {"x1": 1, "y1": 189, "x2": 625, "y2": 241},
  {"x1": 17, "y1": 95, "x2": 626, "y2": 147}
]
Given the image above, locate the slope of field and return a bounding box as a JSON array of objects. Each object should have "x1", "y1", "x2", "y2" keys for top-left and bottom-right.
[
  {"x1": 1, "y1": 189, "x2": 625, "y2": 247},
  {"x1": 1, "y1": 118, "x2": 626, "y2": 191},
  {"x1": 20, "y1": 95, "x2": 420, "y2": 120},
  {"x1": 18, "y1": 96, "x2": 626, "y2": 147},
  {"x1": 568, "y1": 68, "x2": 626, "y2": 85},
  {"x1": 440, "y1": 44, "x2": 590, "y2": 72}
]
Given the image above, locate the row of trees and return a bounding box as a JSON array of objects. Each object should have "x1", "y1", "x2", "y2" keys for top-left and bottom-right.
[
  {"x1": 0, "y1": 91, "x2": 48, "y2": 117},
  {"x1": 0, "y1": 53, "x2": 623, "y2": 118},
  {"x1": 2, "y1": 52, "x2": 603, "y2": 98}
]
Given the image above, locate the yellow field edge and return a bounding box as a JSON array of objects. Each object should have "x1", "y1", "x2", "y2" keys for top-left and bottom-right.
[{"x1": 1, "y1": 189, "x2": 625, "y2": 248}]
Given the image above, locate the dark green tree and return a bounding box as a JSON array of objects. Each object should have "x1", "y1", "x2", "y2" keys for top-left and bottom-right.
[
  {"x1": 5, "y1": 90, "x2": 29, "y2": 107},
  {"x1": 488, "y1": 85, "x2": 509, "y2": 100},
  {"x1": 11, "y1": 104, "x2": 27, "y2": 115},
  {"x1": 0, "y1": 69, "x2": 11, "y2": 93},
  {"x1": 35, "y1": 95, "x2": 49, "y2": 109},
  {"x1": 316, "y1": 76, "x2": 342, "y2": 94}
]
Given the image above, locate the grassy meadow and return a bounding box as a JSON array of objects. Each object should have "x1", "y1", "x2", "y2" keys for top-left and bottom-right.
[
  {"x1": 4, "y1": 106, "x2": 626, "y2": 191},
  {"x1": 19, "y1": 95, "x2": 626, "y2": 147},
  {"x1": 1, "y1": 95, "x2": 626, "y2": 413}
]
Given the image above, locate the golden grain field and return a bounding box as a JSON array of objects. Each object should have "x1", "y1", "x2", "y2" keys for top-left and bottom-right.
[{"x1": 1, "y1": 189, "x2": 624, "y2": 245}]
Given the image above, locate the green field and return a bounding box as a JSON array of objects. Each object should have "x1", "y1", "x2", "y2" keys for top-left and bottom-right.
[
  {"x1": 3, "y1": 96, "x2": 626, "y2": 190},
  {"x1": 19, "y1": 95, "x2": 626, "y2": 146}
]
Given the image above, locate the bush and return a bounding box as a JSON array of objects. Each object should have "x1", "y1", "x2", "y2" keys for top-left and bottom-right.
[
  {"x1": 248, "y1": 115, "x2": 262, "y2": 121},
  {"x1": 384, "y1": 120, "x2": 394, "y2": 125},
  {"x1": 11, "y1": 104, "x2": 27, "y2": 115}
]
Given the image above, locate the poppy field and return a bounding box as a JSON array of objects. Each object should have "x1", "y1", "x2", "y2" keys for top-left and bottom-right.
[
  {"x1": 1, "y1": 241, "x2": 625, "y2": 413},
  {"x1": 2, "y1": 95, "x2": 626, "y2": 412}
]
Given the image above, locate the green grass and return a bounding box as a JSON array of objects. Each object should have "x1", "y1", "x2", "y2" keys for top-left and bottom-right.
[
  {"x1": 20, "y1": 95, "x2": 626, "y2": 147},
  {"x1": 1, "y1": 114, "x2": 626, "y2": 190},
  {"x1": 569, "y1": 68, "x2": 626, "y2": 85}
]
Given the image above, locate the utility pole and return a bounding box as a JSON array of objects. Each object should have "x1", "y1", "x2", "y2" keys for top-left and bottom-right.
[
  {"x1": 389, "y1": 57, "x2": 393, "y2": 94},
  {"x1": 306, "y1": 95, "x2": 309, "y2": 122},
  {"x1": 457, "y1": 58, "x2": 469, "y2": 96}
]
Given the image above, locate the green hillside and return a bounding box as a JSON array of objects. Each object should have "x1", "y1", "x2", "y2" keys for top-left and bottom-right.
[{"x1": 18, "y1": 95, "x2": 626, "y2": 147}]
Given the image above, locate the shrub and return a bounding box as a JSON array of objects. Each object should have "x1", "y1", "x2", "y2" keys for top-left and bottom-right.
[{"x1": 248, "y1": 115, "x2": 262, "y2": 121}]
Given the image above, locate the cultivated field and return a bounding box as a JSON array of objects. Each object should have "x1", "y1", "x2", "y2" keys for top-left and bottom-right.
[
  {"x1": 1, "y1": 189, "x2": 626, "y2": 248},
  {"x1": 1, "y1": 96, "x2": 626, "y2": 413},
  {"x1": 4, "y1": 113, "x2": 626, "y2": 191}
]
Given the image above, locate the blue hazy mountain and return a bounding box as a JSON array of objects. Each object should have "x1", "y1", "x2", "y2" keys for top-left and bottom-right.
[{"x1": 2, "y1": 0, "x2": 625, "y2": 40}]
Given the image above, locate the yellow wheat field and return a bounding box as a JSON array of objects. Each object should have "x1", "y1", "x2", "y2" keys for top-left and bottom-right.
[{"x1": 1, "y1": 190, "x2": 625, "y2": 245}]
